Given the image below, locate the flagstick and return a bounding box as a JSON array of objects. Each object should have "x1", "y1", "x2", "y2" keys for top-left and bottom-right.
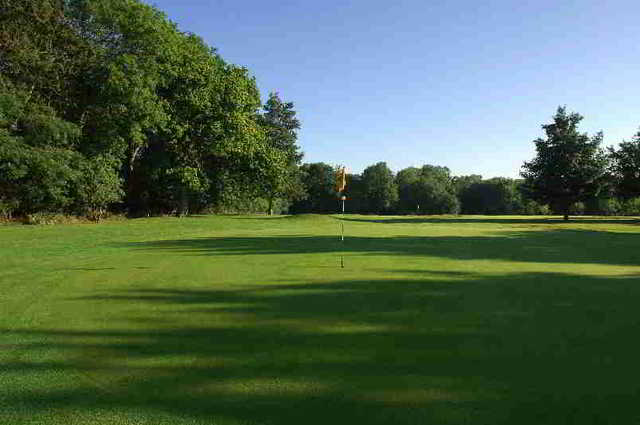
[
  {"x1": 336, "y1": 166, "x2": 347, "y2": 269},
  {"x1": 341, "y1": 195, "x2": 345, "y2": 268}
]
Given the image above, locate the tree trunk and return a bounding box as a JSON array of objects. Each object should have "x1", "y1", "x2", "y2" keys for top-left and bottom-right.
[
  {"x1": 125, "y1": 145, "x2": 142, "y2": 214},
  {"x1": 564, "y1": 213, "x2": 569, "y2": 221},
  {"x1": 179, "y1": 190, "x2": 189, "y2": 217},
  {"x1": 268, "y1": 196, "x2": 274, "y2": 216}
]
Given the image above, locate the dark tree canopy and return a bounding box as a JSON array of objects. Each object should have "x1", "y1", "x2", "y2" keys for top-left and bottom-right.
[
  {"x1": 608, "y1": 130, "x2": 640, "y2": 200},
  {"x1": 2, "y1": 3, "x2": 639, "y2": 220},
  {"x1": 0, "y1": 0, "x2": 299, "y2": 218},
  {"x1": 521, "y1": 107, "x2": 608, "y2": 220},
  {"x1": 258, "y1": 93, "x2": 304, "y2": 215},
  {"x1": 290, "y1": 163, "x2": 336, "y2": 214},
  {"x1": 395, "y1": 167, "x2": 420, "y2": 213},
  {"x1": 459, "y1": 178, "x2": 524, "y2": 215},
  {"x1": 361, "y1": 162, "x2": 398, "y2": 213},
  {"x1": 396, "y1": 165, "x2": 459, "y2": 214}
]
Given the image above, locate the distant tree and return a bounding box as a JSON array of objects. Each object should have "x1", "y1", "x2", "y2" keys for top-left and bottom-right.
[
  {"x1": 459, "y1": 178, "x2": 523, "y2": 214},
  {"x1": 290, "y1": 163, "x2": 336, "y2": 213},
  {"x1": 620, "y1": 197, "x2": 640, "y2": 216},
  {"x1": 521, "y1": 107, "x2": 608, "y2": 220},
  {"x1": 361, "y1": 162, "x2": 398, "y2": 213},
  {"x1": 411, "y1": 165, "x2": 459, "y2": 214},
  {"x1": 516, "y1": 180, "x2": 550, "y2": 215},
  {"x1": 396, "y1": 166, "x2": 459, "y2": 214},
  {"x1": 395, "y1": 167, "x2": 421, "y2": 213},
  {"x1": 608, "y1": 130, "x2": 640, "y2": 199},
  {"x1": 344, "y1": 173, "x2": 366, "y2": 213},
  {"x1": 452, "y1": 174, "x2": 483, "y2": 197},
  {"x1": 258, "y1": 92, "x2": 304, "y2": 215}
]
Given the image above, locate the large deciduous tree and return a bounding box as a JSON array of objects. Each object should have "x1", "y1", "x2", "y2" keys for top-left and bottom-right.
[{"x1": 521, "y1": 107, "x2": 608, "y2": 220}]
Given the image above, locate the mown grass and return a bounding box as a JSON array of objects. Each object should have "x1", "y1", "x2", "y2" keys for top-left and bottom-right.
[{"x1": 2, "y1": 214, "x2": 640, "y2": 424}]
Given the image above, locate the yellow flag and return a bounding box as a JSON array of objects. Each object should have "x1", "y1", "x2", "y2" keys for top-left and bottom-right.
[{"x1": 336, "y1": 167, "x2": 346, "y2": 192}]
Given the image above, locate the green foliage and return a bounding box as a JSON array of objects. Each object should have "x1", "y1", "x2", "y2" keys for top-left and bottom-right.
[
  {"x1": 343, "y1": 173, "x2": 367, "y2": 213},
  {"x1": 290, "y1": 163, "x2": 337, "y2": 213},
  {"x1": 0, "y1": 0, "x2": 302, "y2": 219},
  {"x1": 459, "y1": 178, "x2": 524, "y2": 214},
  {"x1": 569, "y1": 201, "x2": 585, "y2": 215},
  {"x1": 163, "y1": 166, "x2": 208, "y2": 216},
  {"x1": 361, "y1": 162, "x2": 398, "y2": 213},
  {"x1": 257, "y1": 92, "x2": 304, "y2": 214},
  {"x1": 24, "y1": 212, "x2": 81, "y2": 225},
  {"x1": 452, "y1": 174, "x2": 483, "y2": 196},
  {"x1": 414, "y1": 165, "x2": 459, "y2": 214},
  {"x1": 0, "y1": 0, "x2": 93, "y2": 113},
  {"x1": 608, "y1": 130, "x2": 640, "y2": 199},
  {"x1": 259, "y1": 93, "x2": 302, "y2": 162},
  {"x1": 521, "y1": 107, "x2": 608, "y2": 219},
  {"x1": 4, "y1": 1, "x2": 638, "y2": 220},
  {"x1": 0, "y1": 199, "x2": 18, "y2": 220},
  {"x1": 74, "y1": 156, "x2": 123, "y2": 221},
  {"x1": 395, "y1": 165, "x2": 459, "y2": 214},
  {"x1": 0, "y1": 77, "x2": 81, "y2": 150},
  {"x1": 521, "y1": 199, "x2": 551, "y2": 215},
  {"x1": 395, "y1": 167, "x2": 420, "y2": 213},
  {"x1": 600, "y1": 198, "x2": 622, "y2": 216},
  {"x1": 0, "y1": 79, "x2": 120, "y2": 218},
  {"x1": 0, "y1": 138, "x2": 80, "y2": 213},
  {"x1": 620, "y1": 197, "x2": 640, "y2": 216}
]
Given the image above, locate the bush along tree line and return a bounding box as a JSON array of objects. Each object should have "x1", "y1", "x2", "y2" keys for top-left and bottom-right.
[
  {"x1": 1, "y1": 3, "x2": 640, "y2": 222},
  {"x1": 291, "y1": 107, "x2": 640, "y2": 218}
]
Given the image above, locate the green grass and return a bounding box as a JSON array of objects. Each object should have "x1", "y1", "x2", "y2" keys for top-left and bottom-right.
[{"x1": 2, "y1": 214, "x2": 640, "y2": 424}]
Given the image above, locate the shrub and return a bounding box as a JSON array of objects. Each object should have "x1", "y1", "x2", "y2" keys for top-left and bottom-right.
[
  {"x1": 25, "y1": 212, "x2": 59, "y2": 225},
  {"x1": 621, "y1": 198, "x2": 640, "y2": 216},
  {"x1": 569, "y1": 202, "x2": 585, "y2": 215},
  {"x1": 24, "y1": 213, "x2": 83, "y2": 225},
  {"x1": 599, "y1": 198, "x2": 622, "y2": 216},
  {"x1": 0, "y1": 199, "x2": 18, "y2": 220},
  {"x1": 522, "y1": 199, "x2": 550, "y2": 215},
  {"x1": 73, "y1": 156, "x2": 123, "y2": 221}
]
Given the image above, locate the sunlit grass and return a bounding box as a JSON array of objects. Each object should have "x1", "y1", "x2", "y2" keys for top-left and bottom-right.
[{"x1": 2, "y1": 214, "x2": 640, "y2": 424}]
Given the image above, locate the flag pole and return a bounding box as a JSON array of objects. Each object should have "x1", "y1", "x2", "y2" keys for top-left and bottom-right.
[
  {"x1": 336, "y1": 166, "x2": 347, "y2": 269},
  {"x1": 341, "y1": 194, "x2": 345, "y2": 268}
]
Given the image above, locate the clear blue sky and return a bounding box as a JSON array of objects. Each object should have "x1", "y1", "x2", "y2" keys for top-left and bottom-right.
[{"x1": 148, "y1": 0, "x2": 640, "y2": 178}]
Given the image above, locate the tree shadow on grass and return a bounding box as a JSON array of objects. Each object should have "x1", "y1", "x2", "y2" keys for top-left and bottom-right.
[
  {"x1": 338, "y1": 216, "x2": 640, "y2": 225},
  {"x1": 3, "y1": 271, "x2": 640, "y2": 424},
  {"x1": 115, "y1": 228, "x2": 640, "y2": 267},
  {"x1": 225, "y1": 215, "x2": 640, "y2": 225}
]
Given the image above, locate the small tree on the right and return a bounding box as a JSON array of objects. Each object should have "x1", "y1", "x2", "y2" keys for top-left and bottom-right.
[
  {"x1": 608, "y1": 129, "x2": 640, "y2": 200},
  {"x1": 521, "y1": 107, "x2": 608, "y2": 220}
]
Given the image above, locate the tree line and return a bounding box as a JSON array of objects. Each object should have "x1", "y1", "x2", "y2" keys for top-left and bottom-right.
[
  {"x1": 2, "y1": 2, "x2": 640, "y2": 221},
  {"x1": 1, "y1": 0, "x2": 303, "y2": 221},
  {"x1": 291, "y1": 108, "x2": 640, "y2": 219}
]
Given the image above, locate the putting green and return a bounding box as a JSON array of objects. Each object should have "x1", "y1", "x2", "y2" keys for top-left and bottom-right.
[{"x1": 2, "y1": 214, "x2": 640, "y2": 424}]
